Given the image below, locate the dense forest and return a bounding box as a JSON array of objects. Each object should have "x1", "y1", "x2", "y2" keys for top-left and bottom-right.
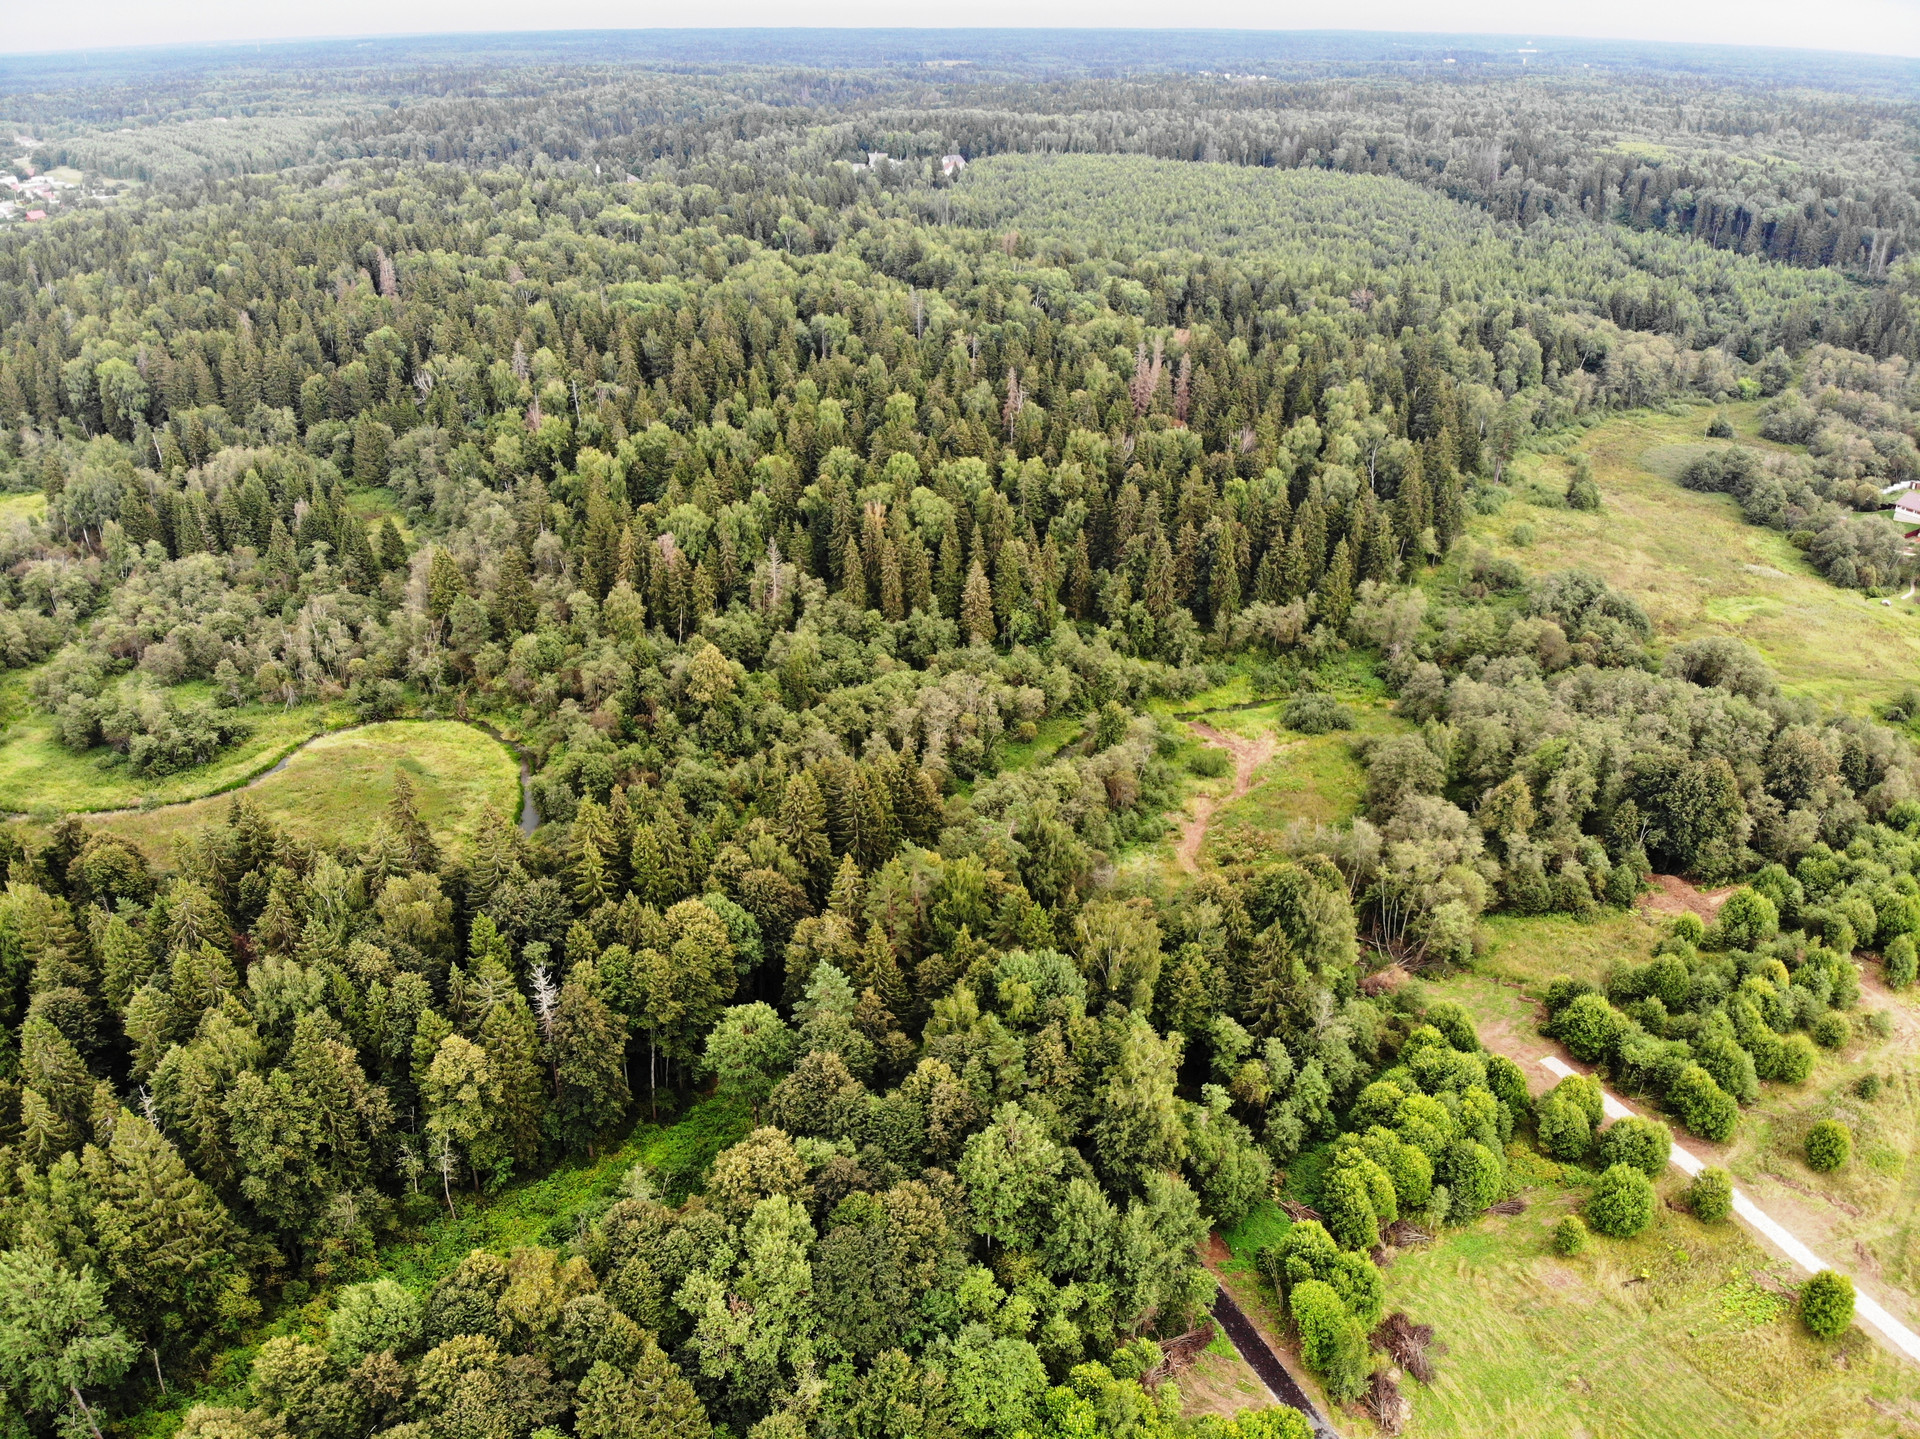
[{"x1": 1, "y1": 29, "x2": 1918, "y2": 1439}]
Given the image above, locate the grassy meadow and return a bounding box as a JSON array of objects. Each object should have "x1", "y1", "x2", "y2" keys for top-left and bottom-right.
[
  {"x1": 1462, "y1": 403, "x2": 1920, "y2": 710},
  {"x1": 0, "y1": 668, "x2": 343, "y2": 815},
  {"x1": 87, "y1": 720, "x2": 520, "y2": 863}
]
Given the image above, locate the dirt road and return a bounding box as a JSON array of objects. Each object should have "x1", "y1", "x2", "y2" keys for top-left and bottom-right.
[{"x1": 1177, "y1": 722, "x2": 1283, "y2": 872}]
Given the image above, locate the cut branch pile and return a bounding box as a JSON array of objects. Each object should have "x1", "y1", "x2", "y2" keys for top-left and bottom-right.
[
  {"x1": 1488, "y1": 1197, "x2": 1527, "y2": 1216},
  {"x1": 1372, "y1": 1311, "x2": 1437, "y2": 1385},
  {"x1": 1363, "y1": 1369, "x2": 1412, "y2": 1435},
  {"x1": 1279, "y1": 1199, "x2": 1322, "y2": 1222},
  {"x1": 1382, "y1": 1220, "x2": 1433, "y2": 1247}
]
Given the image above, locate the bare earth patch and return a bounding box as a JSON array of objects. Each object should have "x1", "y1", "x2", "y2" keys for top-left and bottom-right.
[
  {"x1": 1178, "y1": 721, "x2": 1283, "y2": 872},
  {"x1": 1640, "y1": 873, "x2": 1736, "y2": 921}
]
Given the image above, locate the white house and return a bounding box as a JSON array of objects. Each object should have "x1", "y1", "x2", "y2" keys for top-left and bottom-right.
[
  {"x1": 1894, "y1": 492, "x2": 1920, "y2": 530},
  {"x1": 941, "y1": 154, "x2": 967, "y2": 178}
]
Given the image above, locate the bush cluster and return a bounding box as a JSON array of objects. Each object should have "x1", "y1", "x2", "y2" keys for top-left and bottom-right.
[
  {"x1": 1540, "y1": 879, "x2": 1879, "y2": 1139},
  {"x1": 1800, "y1": 1270, "x2": 1855, "y2": 1339},
  {"x1": 1805, "y1": 1119, "x2": 1853, "y2": 1173}
]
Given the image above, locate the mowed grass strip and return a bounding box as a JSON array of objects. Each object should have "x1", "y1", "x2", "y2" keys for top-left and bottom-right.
[{"x1": 91, "y1": 720, "x2": 519, "y2": 862}]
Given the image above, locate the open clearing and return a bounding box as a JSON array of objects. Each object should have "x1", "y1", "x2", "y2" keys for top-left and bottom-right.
[
  {"x1": 0, "y1": 667, "x2": 347, "y2": 815},
  {"x1": 87, "y1": 720, "x2": 520, "y2": 862},
  {"x1": 1467, "y1": 404, "x2": 1920, "y2": 710}
]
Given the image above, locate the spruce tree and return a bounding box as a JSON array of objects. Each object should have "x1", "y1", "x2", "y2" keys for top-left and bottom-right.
[
  {"x1": 87, "y1": 1111, "x2": 245, "y2": 1369},
  {"x1": 547, "y1": 963, "x2": 632, "y2": 1156}
]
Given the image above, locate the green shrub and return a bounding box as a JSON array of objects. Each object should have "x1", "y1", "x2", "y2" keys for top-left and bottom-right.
[
  {"x1": 1855, "y1": 1073, "x2": 1882, "y2": 1101},
  {"x1": 1886, "y1": 934, "x2": 1918, "y2": 989},
  {"x1": 1424, "y1": 1000, "x2": 1478, "y2": 1052},
  {"x1": 1712, "y1": 888, "x2": 1779, "y2": 950},
  {"x1": 1805, "y1": 1120, "x2": 1852, "y2": 1173},
  {"x1": 1668, "y1": 1063, "x2": 1739, "y2": 1141},
  {"x1": 1667, "y1": 913, "x2": 1707, "y2": 947},
  {"x1": 1485, "y1": 1053, "x2": 1531, "y2": 1120},
  {"x1": 1534, "y1": 1093, "x2": 1592, "y2": 1162},
  {"x1": 1556, "y1": 994, "x2": 1625, "y2": 1064},
  {"x1": 1441, "y1": 1138, "x2": 1504, "y2": 1220},
  {"x1": 1318, "y1": 1165, "x2": 1380, "y2": 1252},
  {"x1": 1800, "y1": 1270, "x2": 1855, "y2": 1339},
  {"x1": 1867, "y1": 1009, "x2": 1894, "y2": 1039},
  {"x1": 1258, "y1": 1220, "x2": 1385, "y2": 1328},
  {"x1": 1811, "y1": 1011, "x2": 1850, "y2": 1049},
  {"x1": 1289, "y1": 1279, "x2": 1371, "y2": 1402},
  {"x1": 1566, "y1": 471, "x2": 1601, "y2": 511},
  {"x1": 1552, "y1": 1214, "x2": 1590, "y2": 1255},
  {"x1": 1281, "y1": 691, "x2": 1353, "y2": 735},
  {"x1": 1774, "y1": 1032, "x2": 1816, "y2": 1084},
  {"x1": 1586, "y1": 1163, "x2": 1657, "y2": 1238},
  {"x1": 1187, "y1": 747, "x2": 1231, "y2": 778},
  {"x1": 1597, "y1": 1117, "x2": 1671, "y2": 1178},
  {"x1": 1550, "y1": 1074, "x2": 1603, "y2": 1129},
  {"x1": 1687, "y1": 1166, "x2": 1732, "y2": 1223}
]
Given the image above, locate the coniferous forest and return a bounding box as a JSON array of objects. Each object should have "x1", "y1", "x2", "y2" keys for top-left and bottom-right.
[{"x1": 4, "y1": 28, "x2": 1920, "y2": 1439}]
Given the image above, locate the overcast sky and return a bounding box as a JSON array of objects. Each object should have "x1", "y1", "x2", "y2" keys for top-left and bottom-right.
[{"x1": 15, "y1": 1, "x2": 1920, "y2": 59}]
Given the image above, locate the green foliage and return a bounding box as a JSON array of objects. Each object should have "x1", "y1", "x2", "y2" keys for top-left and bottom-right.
[
  {"x1": 1534, "y1": 1092, "x2": 1592, "y2": 1163},
  {"x1": 1805, "y1": 1120, "x2": 1853, "y2": 1172},
  {"x1": 327, "y1": 1279, "x2": 423, "y2": 1364},
  {"x1": 1186, "y1": 747, "x2": 1231, "y2": 778},
  {"x1": 1556, "y1": 995, "x2": 1625, "y2": 1065},
  {"x1": 1886, "y1": 933, "x2": 1917, "y2": 989},
  {"x1": 1596, "y1": 1117, "x2": 1671, "y2": 1179},
  {"x1": 11, "y1": 40, "x2": 1920, "y2": 1439},
  {"x1": 0, "y1": 1248, "x2": 137, "y2": 1435},
  {"x1": 1585, "y1": 1164, "x2": 1657, "y2": 1238},
  {"x1": 1689, "y1": 1166, "x2": 1733, "y2": 1223},
  {"x1": 1800, "y1": 1270, "x2": 1855, "y2": 1340},
  {"x1": 1551, "y1": 1214, "x2": 1590, "y2": 1256},
  {"x1": 1288, "y1": 1278, "x2": 1370, "y2": 1404},
  {"x1": 1667, "y1": 1065, "x2": 1739, "y2": 1142},
  {"x1": 1281, "y1": 692, "x2": 1353, "y2": 736}
]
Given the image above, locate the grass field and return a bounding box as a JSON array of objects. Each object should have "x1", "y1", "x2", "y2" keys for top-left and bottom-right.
[
  {"x1": 1376, "y1": 1168, "x2": 1920, "y2": 1438},
  {"x1": 89, "y1": 720, "x2": 520, "y2": 863},
  {"x1": 0, "y1": 669, "x2": 344, "y2": 815},
  {"x1": 1469, "y1": 403, "x2": 1920, "y2": 710},
  {"x1": 1476, "y1": 908, "x2": 1668, "y2": 991},
  {"x1": 1207, "y1": 699, "x2": 1406, "y2": 858}
]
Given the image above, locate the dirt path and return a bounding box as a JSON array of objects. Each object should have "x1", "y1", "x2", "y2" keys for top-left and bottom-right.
[
  {"x1": 1176, "y1": 722, "x2": 1283, "y2": 872},
  {"x1": 1638, "y1": 873, "x2": 1735, "y2": 922}
]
